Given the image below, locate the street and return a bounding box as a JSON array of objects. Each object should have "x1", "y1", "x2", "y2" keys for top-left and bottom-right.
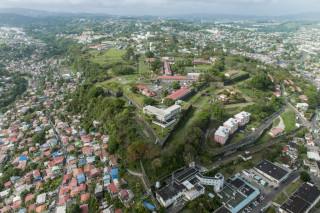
[{"x1": 212, "y1": 106, "x2": 287, "y2": 155}]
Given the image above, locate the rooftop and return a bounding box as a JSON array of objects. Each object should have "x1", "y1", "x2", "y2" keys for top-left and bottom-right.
[{"x1": 255, "y1": 160, "x2": 289, "y2": 181}]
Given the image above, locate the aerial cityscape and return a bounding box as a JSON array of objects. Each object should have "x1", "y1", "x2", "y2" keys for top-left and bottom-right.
[{"x1": 0, "y1": 1, "x2": 320, "y2": 213}]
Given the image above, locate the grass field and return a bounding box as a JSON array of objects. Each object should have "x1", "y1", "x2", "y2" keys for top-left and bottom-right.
[
  {"x1": 273, "y1": 192, "x2": 287, "y2": 205},
  {"x1": 273, "y1": 117, "x2": 280, "y2": 128},
  {"x1": 230, "y1": 133, "x2": 247, "y2": 144},
  {"x1": 90, "y1": 48, "x2": 126, "y2": 65},
  {"x1": 185, "y1": 64, "x2": 212, "y2": 70},
  {"x1": 281, "y1": 108, "x2": 297, "y2": 133},
  {"x1": 285, "y1": 178, "x2": 302, "y2": 195}
]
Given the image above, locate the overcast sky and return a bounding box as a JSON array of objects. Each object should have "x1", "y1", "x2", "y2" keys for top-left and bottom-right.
[{"x1": 0, "y1": 0, "x2": 319, "y2": 16}]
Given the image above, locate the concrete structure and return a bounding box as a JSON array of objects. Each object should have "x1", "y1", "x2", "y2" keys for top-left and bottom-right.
[
  {"x1": 223, "y1": 118, "x2": 239, "y2": 134},
  {"x1": 254, "y1": 160, "x2": 292, "y2": 185},
  {"x1": 280, "y1": 182, "x2": 320, "y2": 213},
  {"x1": 225, "y1": 71, "x2": 239, "y2": 77},
  {"x1": 143, "y1": 105, "x2": 181, "y2": 128},
  {"x1": 156, "y1": 167, "x2": 224, "y2": 207},
  {"x1": 234, "y1": 111, "x2": 251, "y2": 126},
  {"x1": 165, "y1": 88, "x2": 191, "y2": 101},
  {"x1": 214, "y1": 126, "x2": 229, "y2": 145},
  {"x1": 161, "y1": 61, "x2": 172, "y2": 76},
  {"x1": 156, "y1": 76, "x2": 198, "y2": 84},
  {"x1": 296, "y1": 103, "x2": 309, "y2": 111},
  {"x1": 215, "y1": 176, "x2": 260, "y2": 213}
]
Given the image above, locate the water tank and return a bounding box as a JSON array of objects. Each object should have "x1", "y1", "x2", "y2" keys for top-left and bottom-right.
[{"x1": 156, "y1": 181, "x2": 161, "y2": 188}]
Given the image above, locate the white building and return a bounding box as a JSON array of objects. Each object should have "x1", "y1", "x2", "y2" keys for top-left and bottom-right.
[
  {"x1": 234, "y1": 111, "x2": 251, "y2": 126},
  {"x1": 214, "y1": 126, "x2": 229, "y2": 145},
  {"x1": 143, "y1": 105, "x2": 181, "y2": 128},
  {"x1": 223, "y1": 118, "x2": 239, "y2": 134},
  {"x1": 296, "y1": 103, "x2": 309, "y2": 111}
]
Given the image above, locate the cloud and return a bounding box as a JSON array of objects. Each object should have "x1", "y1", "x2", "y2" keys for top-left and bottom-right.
[{"x1": 0, "y1": 0, "x2": 319, "y2": 16}]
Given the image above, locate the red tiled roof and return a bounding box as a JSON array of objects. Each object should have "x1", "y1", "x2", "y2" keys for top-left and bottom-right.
[
  {"x1": 81, "y1": 193, "x2": 90, "y2": 203},
  {"x1": 108, "y1": 183, "x2": 118, "y2": 193},
  {"x1": 165, "y1": 88, "x2": 190, "y2": 100},
  {"x1": 157, "y1": 76, "x2": 198, "y2": 80}
]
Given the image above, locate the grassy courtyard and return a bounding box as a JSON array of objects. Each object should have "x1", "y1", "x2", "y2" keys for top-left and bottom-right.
[
  {"x1": 89, "y1": 47, "x2": 126, "y2": 65},
  {"x1": 281, "y1": 108, "x2": 297, "y2": 133}
]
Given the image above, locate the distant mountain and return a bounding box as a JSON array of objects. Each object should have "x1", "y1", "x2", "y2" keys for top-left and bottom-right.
[
  {"x1": 0, "y1": 8, "x2": 110, "y2": 18},
  {"x1": 174, "y1": 12, "x2": 320, "y2": 21},
  {"x1": 0, "y1": 7, "x2": 320, "y2": 21}
]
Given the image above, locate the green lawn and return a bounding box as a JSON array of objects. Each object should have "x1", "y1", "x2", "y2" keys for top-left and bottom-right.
[
  {"x1": 273, "y1": 117, "x2": 280, "y2": 128},
  {"x1": 285, "y1": 178, "x2": 302, "y2": 195},
  {"x1": 185, "y1": 64, "x2": 212, "y2": 69},
  {"x1": 230, "y1": 133, "x2": 247, "y2": 144},
  {"x1": 273, "y1": 192, "x2": 287, "y2": 205},
  {"x1": 90, "y1": 48, "x2": 126, "y2": 65},
  {"x1": 281, "y1": 108, "x2": 297, "y2": 133}
]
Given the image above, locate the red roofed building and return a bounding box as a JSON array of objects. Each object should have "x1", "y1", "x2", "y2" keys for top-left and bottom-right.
[
  {"x1": 161, "y1": 61, "x2": 172, "y2": 76},
  {"x1": 63, "y1": 174, "x2": 72, "y2": 184},
  {"x1": 268, "y1": 73, "x2": 274, "y2": 82},
  {"x1": 296, "y1": 87, "x2": 302, "y2": 92},
  {"x1": 28, "y1": 204, "x2": 35, "y2": 212},
  {"x1": 58, "y1": 194, "x2": 69, "y2": 205},
  {"x1": 107, "y1": 183, "x2": 118, "y2": 194},
  {"x1": 4, "y1": 181, "x2": 11, "y2": 188},
  {"x1": 136, "y1": 85, "x2": 155, "y2": 97},
  {"x1": 1, "y1": 205, "x2": 11, "y2": 213},
  {"x1": 80, "y1": 204, "x2": 89, "y2": 213},
  {"x1": 25, "y1": 194, "x2": 34, "y2": 203},
  {"x1": 300, "y1": 95, "x2": 308, "y2": 101},
  {"x1": 165, "y1": 88, "x2": 191, "y2": 101},
  {"x1": 269, "y1": 128, "x2": 284, "y2": 137},
  {"x1": 192, "y1": 59, "x2": 211, "y2": 65},
  {"x1": 81, "y1": 193, "x2": 90, "y2": 203},
  {"x1": 272, "y1": 91, "x2": 281, "y2": 98},
  {"x1": 82, "y1": 147, "x2": 93, "y2": 156},
  {"x1": 157, "y1": 75, "x2": 198, "y2": 83}
]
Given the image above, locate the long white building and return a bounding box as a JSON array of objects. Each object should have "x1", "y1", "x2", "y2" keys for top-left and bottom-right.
[{"x1": 143, "y1": 105, "x2": 181, "y2": 128}]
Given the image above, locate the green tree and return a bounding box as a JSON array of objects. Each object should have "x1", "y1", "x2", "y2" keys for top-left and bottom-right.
[
  {"x1": 171, "y1": 82, "x2": 180, "y2": 90},
  {"x1": 143, "y1": 97, "x2": 157, "y2": 106},
  {"x1": 300, "y1": 171, "x2": 311, "y2": 182},
  {"x1": 211, "y1": 103, "x2": 225, "y2": 118},
  {"x1": 250, "y1": 73, "x2": 273, "y2": 91},
  {"x1": 68, "y1": 203, "x2": 81, "y2": 213},
  {"x1": 163, "y1": 98, "x2": 175, "y2": 107},
  {"x1": 145, "y1": 51, "x2": 154, "y2": 58},
  {"x1": 162, "y1": 89, "x2": 168, "y2": 98},
  {"x1": 213, "y1": 59, "x2": 225, "y2": 72},
  {"x1": 298, "y1": 146, "x2": 307, "y2": 154}
]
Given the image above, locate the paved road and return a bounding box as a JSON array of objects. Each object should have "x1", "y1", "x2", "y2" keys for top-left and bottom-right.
[
  {"x1": 212, "y1": 106, "x2": 287, "y2": 155},
  {"x1": 251, "y1": 171, "x2": 300, "y2": 213},
  {"x1": 204, "y1": 129, "x2": 299, "y2": 172},
  {"x1": 48, "y1": 118, "x2": 67, "y2": 213}
]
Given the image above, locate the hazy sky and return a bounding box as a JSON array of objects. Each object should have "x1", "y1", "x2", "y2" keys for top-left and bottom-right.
[{"x1": 0, "y1": 0, "x2": 319, "y2": 16}]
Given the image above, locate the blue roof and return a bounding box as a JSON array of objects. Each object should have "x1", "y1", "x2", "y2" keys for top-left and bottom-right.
[
  {"x1": 110, "y1": 168, "x2": 119, "y2": 176},
  {"x1": 53, "y1": 152, "x2": 58, "y2": 158},
  {"x1": 36, "y1": 152, "x2": 41, "y2": 155},
  {"x1": 50, "y1": 139, "x2": 58, "y2": 143},
  {"x1": 142, "y1": 202, "x2": 155, "y2": 211},
  {"x1": 80, "y1": 131, "x2": 85, "y2": 135},
  {"x1": 19, "y1": 156, "x2": 27, "y2": 161},
  {"x1": 77, "y1": 174, "x2": 86, "y2": 183},
  {"x1": 34, "y1": 126, "x2": 42, "y2": 132},
  {"x1": 18, "y1": 208, "x2": 26, "y2": 213},
  {"x1": 34, "y1": 177, "x2": 42, "y2": 181},
  {"x1": 78, "y1": 158, "x2": 86, "y2": 166},
  {"x1": 42, "y1": 144, "x2": 49, "y2": 148},
  {"x1": 112, "y1": 174, "x2": 119, "y2": 180},
  {"x1": 11, "y1": 176, "x2": 20, "y2": 182}
]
